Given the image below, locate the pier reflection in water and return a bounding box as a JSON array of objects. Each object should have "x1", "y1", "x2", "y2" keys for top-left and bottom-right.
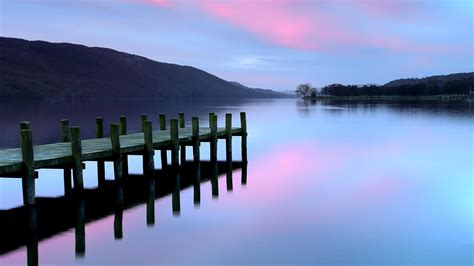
[{"x1": 0, "y1": 160, "x2": 246, "y2": 266}]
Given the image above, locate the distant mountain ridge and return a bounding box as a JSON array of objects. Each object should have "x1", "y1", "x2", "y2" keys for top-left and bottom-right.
[
  {"x1": 383, "y1": 72, "x2": 474, "y2": 88},
  {"x1": 0, "y1": 37, "x2": 283, "y2": 99}
]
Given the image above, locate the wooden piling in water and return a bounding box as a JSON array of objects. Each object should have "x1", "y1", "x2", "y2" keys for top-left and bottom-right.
[
  {"x1": 179, "y1": 112, "x2": 186, "y2": 163},
  {"x1": 192, "y1": 117, "x2": 200, "y2": 163},
  {"x1": 159, "y1": 114, "x2": 168, "y2": 169},
  {"x1": 192, "y1": 117, "x2": 201, "y2": 205},
  {"x1": 119, "y1": 116, "x2": 129, "y2": 176},
  {"x1": 96, "y1": 118, "x2": 105, "y2": 187},
  {"x1": 70, "y1": 127, "x2": 84, "y2": 192},
  {"x1": 143, "y1": 120, "x2": 155, "y2": 175},
  {"x1": 210, "y1": 114, "x2": 218, "y2": 162},
  {"x1": 226, "y1": 113, "x2": 233, "y2": 191},
  {"x1": 60, "y1": 119, "x2": 72, "y2": 194},
  {"x1": 20, "y1": 125, "x2": 35, "y2": 205},
  {"x1": 226, "y1": 113, "x2": 232, "y2": 163},
  {"x1": 111, "y1": 124, "x2": 122, "y2": 181},
  {"x1": 170, "y1": 119, "x2": 179, "y2": 168},
  {"x1": 240, "y1": 112, "x2": 247, "y2": 163}
]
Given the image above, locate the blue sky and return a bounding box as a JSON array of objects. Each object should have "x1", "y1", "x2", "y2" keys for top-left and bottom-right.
[{"x1": 1, "y1": 0, "x2": 472, "y2": 91}]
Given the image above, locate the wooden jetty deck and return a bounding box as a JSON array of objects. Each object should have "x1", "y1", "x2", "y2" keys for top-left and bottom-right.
[{"x1": 0, "y1": 112, "x2": 248, "y2": 205}]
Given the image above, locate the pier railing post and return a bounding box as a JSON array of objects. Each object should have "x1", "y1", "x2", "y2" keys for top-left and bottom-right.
[
  {"x1": 143, "y1": 120, "x2": 155, "y2": 175},
  {"x1": 70, "y1": 127, "x2": 84, "y2": 192},
  {"x1": 60, "y1": 119, "x2": 72, "y2": 194},
  {"x1": 20, "y1": 123, "x2": 35, "y2": 205},
  {"x1": 210, "y1": 114, "x2": 218, "y2": 162},
  {"x1": 96, "y1": 117, "x2": 105, "y2": 187},
  {"x1": 120, "y1": 116, "x2": 129, "y2": 176},
  {"x1": 240, "y1": 112, "x2": 247, "y2": 163},
  {"x1": 159, "y1": 114, "x2": 168, "y2": 169},
  {"x1": 170, "y1": 119, "x2": 179, "y2": 168},
  {"x1": 179, "y1": 112, "x2": 186, "y2": 163},
  {"x1": 111, "y1": 124, "x2": 122, "y2": 181}
]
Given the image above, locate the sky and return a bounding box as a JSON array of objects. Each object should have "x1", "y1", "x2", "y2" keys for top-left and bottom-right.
[{"x1": 0, "y1": 0, "x2": 473, "y2": 91}]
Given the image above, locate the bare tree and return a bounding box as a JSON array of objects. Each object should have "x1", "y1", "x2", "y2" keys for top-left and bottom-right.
[{"x1": 295, "y1": 83, "x2": 315, "y2": 98}]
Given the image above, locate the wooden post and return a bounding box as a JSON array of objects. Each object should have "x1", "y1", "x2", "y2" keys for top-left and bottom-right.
[
  {"x1": 179, "y1": 112, "x2": 185, "y2": 128},
  {"x1": 179, "y1": 112, "x2": 186, "y2": 163},
  {"x1": 119, "y1": 116, "x2": 129, "y2": 176},
  {"x1": 20, "y1": 126, "x2": 35, "y2": 205},
  {"x1": 20, "y1": 121, "x2": 30, "y2": 130},
  {"x1": 192, "y1": 117, "x2": 200, "y2": 163},
  {"x1": 119, "y1": 116, "x2": 127, "y2": 135},
  {"x1": 170, "y1": 119, "x2": 179, "y2": 169},
  {"x1": 225, "y1": 113, "x2": 232, "y2": 163},
  {"x1": 141, "y1": 114, "x2": 147, "y2": 132},
  {"x1": 225, "y1": 113, "x2": 233, "y2": 191},
  {"x1": 209, "y1": 112, "x2": 215, "y2": 122},
  {"x1": 159, "y1": 113, "x2": 168, "y2": 169},
  {"x1": 111, "y1": 124, "x2": 122, "y2": 181},
  {"x1": 143, "y1": 120, "x2": 155, "y2": 175},
  {"x1": 210, "y1": 114, "x2": 218, "y2": 162},
  {"x1": 159, "y1": 113, "x2": 166, "y2": 130},
  {"x1": 96, "y1": 117, "x2": 105, "y2": 187},
  {"x1": 60, "y1": 119, "x2": 70, "y2": 142},
  {"x1": 192, "y1": 117, "x2": 201, "y2": 205},
  {"x1": 240, "y1": 112, "x2": 247, "y2": 163},
  {"x1": 70, "y1": 127, "x2": 84, "y2": 192},
  {"x1": 60, "y1": 119, "x2": 72, "y2": 195}
]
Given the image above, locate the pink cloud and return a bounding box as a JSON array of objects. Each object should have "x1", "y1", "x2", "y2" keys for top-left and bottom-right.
[
  {"x1": 124, "y1": 0, "x2": 443, "y2": 53},
  {"x1": 198, "y1": 0, "x2": 318, "y2": 50}
]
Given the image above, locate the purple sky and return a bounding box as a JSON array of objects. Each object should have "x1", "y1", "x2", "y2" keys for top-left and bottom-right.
[{"x1": 1, "y1": 0, "x2": 472, "y2": 91}]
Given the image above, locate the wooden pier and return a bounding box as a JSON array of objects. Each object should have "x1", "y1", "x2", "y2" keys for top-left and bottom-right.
[{"x1": 0, "y1": 112, "x2": 248, "y2": 205}]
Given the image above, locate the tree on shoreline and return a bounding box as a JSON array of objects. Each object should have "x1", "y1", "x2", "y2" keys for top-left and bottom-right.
[{"x1": 295, "y1": 83, "x2": 315, "y2": 98}]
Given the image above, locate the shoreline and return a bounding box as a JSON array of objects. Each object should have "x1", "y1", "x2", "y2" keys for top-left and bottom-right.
[{"x1": 303, "y1": 94, "x2": 470, "y2": 101}]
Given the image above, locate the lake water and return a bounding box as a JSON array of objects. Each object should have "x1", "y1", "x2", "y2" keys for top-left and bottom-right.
[{"x1": 0, "y1": 98, "x2": 473, "y2": 265}]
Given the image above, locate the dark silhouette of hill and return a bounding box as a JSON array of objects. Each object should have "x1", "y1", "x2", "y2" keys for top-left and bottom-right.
[
  {"x1": 0, "y1": 37, "x2": 283, "y2": 99},
  {"x1": 383, "y1": 72, "x2": 474, "y2": 88},
  {"x1": 318, "y1": 72, "x2": 473, "y2": 97}
]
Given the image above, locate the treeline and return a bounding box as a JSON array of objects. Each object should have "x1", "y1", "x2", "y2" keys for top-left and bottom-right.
[{"x1": 320, "y1": 79, "x2": 472, "y2": 97}]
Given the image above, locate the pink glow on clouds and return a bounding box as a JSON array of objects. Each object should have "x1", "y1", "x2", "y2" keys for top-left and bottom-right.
[
  {"x1": 199, "y1": 0, "x2": 318, "y2": 50},
  {"x1": 133, "y1": 0, "x2": 439, "y2": 53}
]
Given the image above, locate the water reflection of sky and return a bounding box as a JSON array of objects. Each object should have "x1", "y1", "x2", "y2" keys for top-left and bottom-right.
[{"x1": 1, "y1": 99, "x2": 473, "y2": 265}]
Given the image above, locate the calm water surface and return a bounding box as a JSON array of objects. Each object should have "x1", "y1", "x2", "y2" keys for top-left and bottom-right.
[{"x1": 0, "y1": 98, "x2": 473, "y2": 265}]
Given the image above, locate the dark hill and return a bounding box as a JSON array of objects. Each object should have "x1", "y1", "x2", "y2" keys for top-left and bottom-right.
[
  {"x1": 0, "y1": 37, "x2": 282, "y2": 99},
  {"x1": 384, "y1": 72, "x2": 474, "y2": 88}
]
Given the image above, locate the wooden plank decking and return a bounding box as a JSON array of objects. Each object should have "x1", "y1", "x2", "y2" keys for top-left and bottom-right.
[
  {"x1": 0, "y1": 112, "x2": 248, "y2": 206},
  {"x1": 0, "y1": 127, "x2": 242, "y2": 175}
]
